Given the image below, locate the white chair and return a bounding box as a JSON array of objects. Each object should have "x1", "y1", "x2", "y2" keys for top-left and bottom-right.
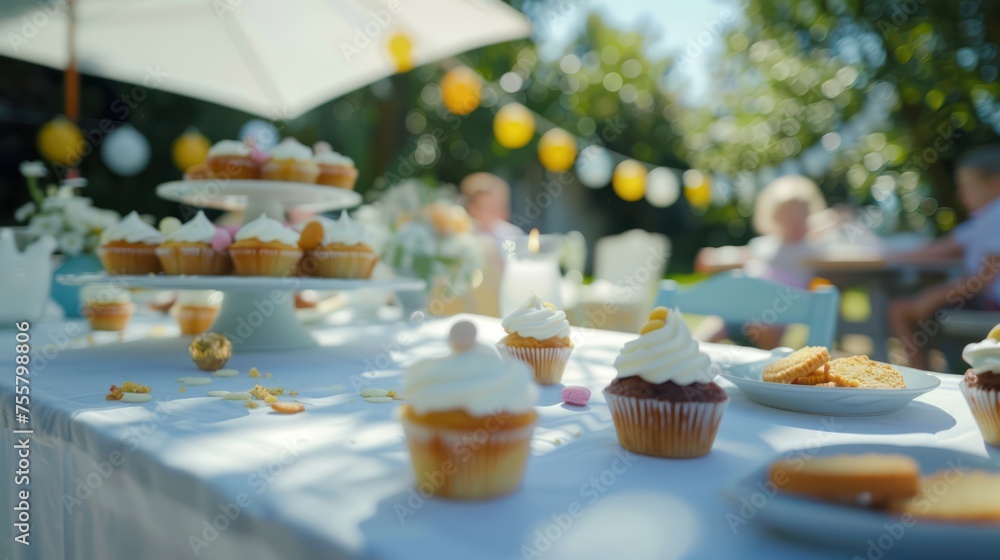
[{"x1": 578, "y1": 229, "x2": 671, "y2": 332}]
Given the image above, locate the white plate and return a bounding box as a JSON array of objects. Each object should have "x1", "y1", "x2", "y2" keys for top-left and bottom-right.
[
  {"x1": 157, "y1": 180, "x2": 361, "y2": 213},
  {"x1": 722, "y1": 444, "x2": 1000, "y2": 558},
  {"x1": 720, "y1": 349, "x2": 941, "y2": 416},
  {"x1": 56, "y1": 273, "x2": 425, "y2": 293}
]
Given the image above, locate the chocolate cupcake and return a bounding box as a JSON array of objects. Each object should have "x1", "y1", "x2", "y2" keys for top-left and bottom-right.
[
  {"x1": 960, "y1": 326, "x2": 1000, "y2": 446},
  {"x1": 602, "y1": 307, "x2": 728, "y2": 458}
]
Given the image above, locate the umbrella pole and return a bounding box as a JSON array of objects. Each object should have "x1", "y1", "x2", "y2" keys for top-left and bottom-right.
[{"x1": 65, "y1": 0, "x2": 79, "y2": 122}]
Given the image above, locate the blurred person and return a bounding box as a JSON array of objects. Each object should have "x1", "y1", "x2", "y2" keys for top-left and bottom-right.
[
  {"x1": 460, "y1": 173, "x2": 524, "y2": 317},
  {"x1": 460, "y1": 172, "x2": 523, "y2": 240},
  {"x1": 694, "y1": 175, "x2": 827, "y2": 349},
  {"x1": 887, "y1": 146, "x2": 1000, "y2": 371}
]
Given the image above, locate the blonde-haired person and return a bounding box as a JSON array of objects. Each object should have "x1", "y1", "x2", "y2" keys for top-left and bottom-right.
[{"x1": 695, "y1": 175, "x2": 827, "y2": 349}]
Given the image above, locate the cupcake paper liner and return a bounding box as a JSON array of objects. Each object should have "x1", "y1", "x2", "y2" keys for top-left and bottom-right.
[
  {"x1": 178, "y1": 306, "x2": 220, "y2": 336},
  {"x1": 603, "y1": 391, "x2": 728, "y2": 458},
  {"x1": 229, "y1": 247, "x2": 302, "y2": 277},
  {"x1": 306, "y1": 250, "x2": 377, "y2": 279},
  {"x1": 98, "y1": 245, "x2": 163, "y2": 275},
  {"x1": 960, "y1": 382, "x2": 1000, "y2": 446},
  {"x1": 316, "y1": 166, "x2": 358, "y2": 190},
  {"x1": 156, "y1": 245, "x2": 232, "y2": 276},
  {"x1": 400, "y1": 417, "x2": 535, "y2": 500},
  {"x1": 83, "y1": 303, "x2": 134, "y2": 332},
  {"x1": 496, "y1": 344, "x2": 573, "y2": 385}
]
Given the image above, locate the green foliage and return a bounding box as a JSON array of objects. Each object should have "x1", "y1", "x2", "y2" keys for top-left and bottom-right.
[{"x1": 679, "y1": 0, "x2": 1000, "y2": 234}]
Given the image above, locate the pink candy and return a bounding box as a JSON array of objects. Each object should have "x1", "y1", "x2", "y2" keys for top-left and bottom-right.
[
  {"x1": 211, "y1": 227, "x2": 232, "y2": 252},
  {"x1": 221, "y1": 224, "x2": 241, "y2": 238},
  {"x1": 561, "y1": 386, "x2": 591, "y2": 407}
]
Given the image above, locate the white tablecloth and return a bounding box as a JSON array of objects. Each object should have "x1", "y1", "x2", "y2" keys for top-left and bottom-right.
[{"x1": 0, "y1": 314, "x2": 990, "y2": 560}]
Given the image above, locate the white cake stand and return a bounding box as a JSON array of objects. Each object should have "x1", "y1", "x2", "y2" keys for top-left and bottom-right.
[
  {"x1": 157, "y1": 179, "x2": 361, "y2": 219},
  {"x1": 57, "y1": 180, "x2": 425, "y2": 351},
  {"x1": 57, "y1": 274, "x2": 423, "y2": 351}
]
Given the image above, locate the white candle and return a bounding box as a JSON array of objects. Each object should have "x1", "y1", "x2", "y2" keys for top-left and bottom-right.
[{"x1": 499, "y1": 229, "x2": 562, "y2": 316}]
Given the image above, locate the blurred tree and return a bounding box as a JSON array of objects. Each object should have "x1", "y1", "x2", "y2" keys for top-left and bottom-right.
[{"x1": 677, "y1": 0, "x2": 1000, "y2": 235}]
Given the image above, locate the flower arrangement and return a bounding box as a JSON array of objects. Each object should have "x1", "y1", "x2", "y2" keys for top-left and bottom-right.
[
  {"x1": 355, "y1": 179, "x2": 483, "y2": 290},
  {"x1": 15, "y1": 161, "x2": 120, "y2": 256}
]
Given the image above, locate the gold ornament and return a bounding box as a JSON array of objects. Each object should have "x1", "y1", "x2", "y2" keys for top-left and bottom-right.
[
  {"x1": 38, "y1": 116, "x2": 84, "y2": 167},
  {"x1": 189, "y1": 332, "x2": 232, "y2": 371}
]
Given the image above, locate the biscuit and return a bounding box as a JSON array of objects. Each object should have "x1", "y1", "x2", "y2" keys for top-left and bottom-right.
[
  {"x1": 828, "y1": 356, "x2": 906, "y2": 389},
  {"x1": 791, "y1": 364, "x2": 831, "y2": 385},
  {"x1": 891, "y1": 470, "x2": 1000, "y2": 522},
  {"x1": 770, "y1": 453, "x2": 920, "y2": 508},
  {"x1": 762, "y1": 346, "x2": 830, "y2": 384}
]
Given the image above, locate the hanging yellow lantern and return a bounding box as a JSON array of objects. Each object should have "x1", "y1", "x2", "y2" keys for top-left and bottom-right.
[
  {"x1": 441, "y1": 66, "x2": 482, "y2": 116},
  {"x1": 387, "y1": 32, "x2": 414, "y2": 73},
  {"x1": 538, "y1": 128, "x2": 577, "y2": 172},
  {"x1": 683, "y1": 169, "x2": 712, "y2": 208},
  {"x1": 493, "y1": 103, "x2": 535, "y2": 149},
  {"x1": 38, "y1": 116, "x2": 84, "y2": 167},
  {"x1": 612, "y1": 159, "x2": 648, "y2": 202},
  {"x1": 171, "y1": 128, "x2": 211, "y2": 171}
]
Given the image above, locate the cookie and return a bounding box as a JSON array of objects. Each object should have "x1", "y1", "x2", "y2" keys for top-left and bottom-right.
[
  {"x1": 891, "y1": 470, "x2": 1000, "y2": 522},
  {"x1": 762, "y1": 346, "x2": 830, "y2": 384},
  {"x1": 770, "y1": 453, "x2": 919, "y2": 508},
  {"x1": 791, "y1": 364, "x2": 831, "y2": 385},
  {"x1": 828, "y1": 356, "x2": 906, "y2": 389}
]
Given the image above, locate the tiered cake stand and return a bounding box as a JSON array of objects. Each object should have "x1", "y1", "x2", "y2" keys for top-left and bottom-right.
[{"x1": 56, "y1": 180, "x2": 426, "y2": 351}]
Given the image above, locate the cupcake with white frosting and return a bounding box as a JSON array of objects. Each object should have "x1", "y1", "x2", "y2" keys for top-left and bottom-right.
[
  {"x1": 81, "y1": 284, "x2": 134, "y2": 332},
  {"x1": 400, "y1": 321, "x2": 538, "y2": 499},
  {"x1": 229, "y1": 214, "x2": 302, "y2": 276},
  {"x1": 314, "y1": 142, "x2": 358, "y2": 190},
  {"x1": 261, "y1": 138, "x2": 319, "y2": 183},
  {"x1": 175, "y1": 290, "x2": 223, "y2": 335},
  {"x1": 297, "y1": 213, "x2": 377, "y2": 279},
  {"x1": 206, "y1": 140, "x2": 259, "y2": 180},
  {"x1": 156, "y1": 211, "x2": 233, "y2": 275},
  {"x1": 603, "y1": 307, "x2": 728, "y2": 458},
  {"x1": 960, "y1": 325, "x2": 1000, "y2": 446},
  {"x1": 98, "y1": 211, "x2": 164, "y2": 275},
  {"x1": 497, "y1": 294, "x2": 574, "y2": 385}
]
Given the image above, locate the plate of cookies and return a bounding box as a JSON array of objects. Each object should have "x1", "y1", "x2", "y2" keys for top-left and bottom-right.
[
  {"x1": 719, "y1": 347, "x2": 940, "y2": 415},
  {"x1": 722, "y1": 444, "x2": 1000, "y2": 558}
]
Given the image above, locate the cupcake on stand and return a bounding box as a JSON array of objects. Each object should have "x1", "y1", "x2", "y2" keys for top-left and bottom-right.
[
  {"x1": 229, "y1": 214, "x2": 303, "y2": 276},
  {"x1": 81, "y1": 284, "x2": 134, "y2": 340},
  {"x1": 156, "y1": 210, "x2": 233, "y2": 275},
  {"x1": 98, "y1": 211, "x2": 164, "y2": 275},
  {"x1": 313, "y1": 142, "x2": 358, "y2": 190},
  {"x1": 261, "y1": 138, "x2": 319, "y2": 183}
]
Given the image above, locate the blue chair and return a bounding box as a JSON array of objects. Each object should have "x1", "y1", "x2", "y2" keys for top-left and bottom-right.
[{"x1": 655, "y1": 271, "x2": 841, "y2": 348}]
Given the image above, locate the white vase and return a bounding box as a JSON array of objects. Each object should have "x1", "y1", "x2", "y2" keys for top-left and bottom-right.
[{"x1": 0, "y1": 228, "x2": 56, "y2": 326}]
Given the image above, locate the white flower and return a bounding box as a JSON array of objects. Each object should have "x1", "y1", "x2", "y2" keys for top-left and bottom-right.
[
  {"x1": 58, "y1": 231, "x2": 85, "y2": 256},
  {"x1": 60, "y1": 177, "x2": 88, "y2": 189},
  {"x1": 396, "y1": 221, "x2": 436, "y2": 256},
  {"x1": 19, "y1": 161, "x2": 47, "y2": 178},
  {"x1": 14, "y1": 202, "x2": 36, "y2": 222},
  {"x1": 29, "y1": 213, "x2": 64, "y2": 237},
  {"x1": 42, "y1": 196, "x2": 73, "y2": 212}
]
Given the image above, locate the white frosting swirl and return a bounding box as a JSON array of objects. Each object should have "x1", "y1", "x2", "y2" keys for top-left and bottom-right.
[
  {"x1": 403, "y1": 343, "x2": 538, "y2": 415},
  {"x1": 315, "y1": 150, "x2": 355, "y2": 166},
  {"x1": 102, "y1": 211, "x2": 163, "y2": 245},
  {"x1": 208, "y1": 140, "x2": 251, "y2": 158},
  {"x1": 269, "y1": 139, "x2": 313, "y2": 162},
  {"x1": 165, "y1": 211, "x2": 216, "y2": 243},
  {"x1": 319, "y1": 213, "x2": 367, "y2": 246},
  {"x1": 501, "y1": 294, "x2": 571, "y2": 340},
  {"x1": 613, "y1": 309, "x2": 715, "y2": 385},
  {"x1": 177, "y1": 290, "x2": 222, "y2": 307},
  {"x1": 82, "y1": 284, "x2": 131, "y2": 305},
  {"x1": 235, "y1": 214, "x2": 300, "y2": 246},
  {"x1": 964, "y1": 337, "x2": 1000, "y2": 374}
]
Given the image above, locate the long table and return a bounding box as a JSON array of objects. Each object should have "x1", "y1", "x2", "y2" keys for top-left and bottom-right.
[{"x1": 0, "y1": 314, "x2": 990, "y2": 559}]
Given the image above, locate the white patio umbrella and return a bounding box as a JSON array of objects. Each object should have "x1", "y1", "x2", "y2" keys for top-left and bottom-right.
[{"x1": 0, "y1": 0, "x2": 530, "y2": 118}]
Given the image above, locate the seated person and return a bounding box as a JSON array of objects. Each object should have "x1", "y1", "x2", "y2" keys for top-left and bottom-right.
[
  {"x1": 695, "y1": 175, "x2": 827, "y2": 349},
  {"x1": 888, "y1": 146, "x2": 1000, "y2": 370}
]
